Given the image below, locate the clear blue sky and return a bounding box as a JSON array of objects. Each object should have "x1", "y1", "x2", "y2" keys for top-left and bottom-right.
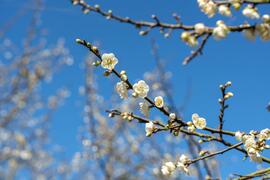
[{"x1": 1, "y1": 0, "x2": 270, "y2": 178}]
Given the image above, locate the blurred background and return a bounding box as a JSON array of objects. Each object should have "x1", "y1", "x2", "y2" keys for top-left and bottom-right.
[{"x1": 1, "y1": 0, "x2": 270, "y2": 179}]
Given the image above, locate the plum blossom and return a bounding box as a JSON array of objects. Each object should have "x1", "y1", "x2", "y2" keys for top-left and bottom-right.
[
  {"x1": 177, "y1": 154, "x2": 190, "y2": 174},
  {"x1": 235, "y1": 131, "x2": 244, "y2": 141},
  {"x1": 213, "y1": 20, "x2": 229, "y2": 40},
  {"x1": 101, "y1": 53, "x2": 118, "y2": 70},
  {"x1": 242, "y1": 5, "x2": 260, "y2": 19},
  {"x1": 154, "y1": 96, "x2": 164, "y2": 108},
  {"x1": 256, "y1": 23, "x2": 270, "y2": 40},
  {"x1": 194, "y1": 23, "x2": 206, "y2": 35},
  {"x1": 224, "y1": 92, "x2": 234, "y2": 99},
  {"x1": 181, "y1": 32, "x2": 198, "y2": 47},
  {"x1": 139, "y1": 101, "x2": 150, "y2": 117},
  {"x1": 197, "y1": 0, "x2": 217, "y2": 17},
  {"x1": 133, "y1": 80, "x2": 149, "y2": 98},
  {"x1": 242, "y1": 134, "x2": 263, "y2": 163},
  {"x1": 145, "y1": 121, "x2": 155, "y2": 136},
  {"x1": 192, "y1": 113, "x2": 207, "y2": 129},
  {"x1": 161, "y1": 162, "x2": 176, "y2": 176},
  {"x1": 115, "y1": 81, "x2": 128, "y2": 99},
  {"x1": 248, "y1": 148, "x2": 262, "y2": 163},
  {"x1": 218, "y1": 5, "x2": 232, "y2": 17},
  {"x1": 169, "y1": 113, "x2": 176, "y2": 120},
  {"x1": 258, "y1": 128, "x2": 270, "y2": 141}
]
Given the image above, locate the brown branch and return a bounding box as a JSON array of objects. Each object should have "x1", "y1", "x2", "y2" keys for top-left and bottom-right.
[
  {"x1": 234, "y1": 168, "x2": 270, "y2": 180},
  {"x1": 71, "y1": 0, "x2": 265, "y2": 65},
  {"x1": 215, "y1": 0, "x2": 270, "y2": 5},
  {"x1": 72, "y1": 0, "x2": 257, "y2": 33},
  {"x1": 75, "y1": 38, "x2": 186, "y2": 125},
  {"x1": 76, "y1": 38, "x2": 236, "y2": 137},
  {"x1": 189, "y1": 142, "x2": 243, "y2": 165},
  {"x1": 106, "y1": 109, "x2": 270, "y2": 164},
  {"x1": 217, "y1": 84, "x2": 230, "y2": 139},
  {"x1": 182, "y1": 33, "x2": 211, "y2": 65},
  {"x1": 76, "y1": 39, "x2": 270, "y2": 164}
]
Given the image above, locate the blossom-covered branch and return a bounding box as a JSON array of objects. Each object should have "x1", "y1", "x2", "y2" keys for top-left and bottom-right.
[
  {"x1": 72, "y1": 0, "x2": 270, "y2": 65},
  {"x1": 76, "y1": 38, "x2": 270, "y2": 178}
]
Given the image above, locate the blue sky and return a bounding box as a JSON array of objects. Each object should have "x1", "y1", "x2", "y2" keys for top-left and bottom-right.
[{"x1": 1, "y1": 0, "x2": 270, "y2": 178}]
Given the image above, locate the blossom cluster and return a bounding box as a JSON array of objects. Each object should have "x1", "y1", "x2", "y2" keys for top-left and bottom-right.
[
  {"x1": 100, "y1": 53, "x2": 151, "y2": 100},
  {"x1": 213, "y1": 20, "x2": 229, "y2": 40},
  {"x1": 197, "y1": 0, "x2": 217, "y2": 17},
  {"x1": 75, "y1": 38, "x2": 270, "y2": 178},
  {"x1": 235, "y1": 129, "x2": 270, "y2": 162},
  {"x1": 244, "y1": 14, "x2": 270, "y2": 40},
  {"x1": 197, "y1": 0, "x2": 261, "y2": 19},
  {"x1": 99, "y1": 52, "x2": 171, "y2": 137},
  {"x1": 186, "y1": 113, "x2": 207, "y2": 132},
  {"x1": 161, "y1": 155, "x2": 190, "y2": 176},
  {"x1": 195, "y1": 0, "x2": 270, "y2": 44}
]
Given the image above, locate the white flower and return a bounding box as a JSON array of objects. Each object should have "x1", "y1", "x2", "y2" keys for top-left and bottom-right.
[
  {"x1": 224, "y1": 92, "x2": 234, "y2": 99},
  {"x1": 213, "y1": 27, "x2": 227, "y2": 39},
  {"x1": 154, "y1": 96, "x2": 164, "y2": 108},
  {"x1": 187, "y1": 125, "x2": 196, "y2": 132},
  {"x1": 256, "y1": 23, "x2": 270, "y2": 40},
  {"x1": 121, "y1": 112, "x2": 133, "y2": 120},
  {"x1": 145, "y1": 121, "x2": 155, "y2": 136},
  {"x1": 115, "y1": 81, "x2": 128, "y2": 99},
  {"x1": 177, "y1": 163, "x2": 189, "y2": 174},
  {"x1": 213, "y1": 21, "x2": 229, "y2": 40},
  {"x1": 248, "y1": 148, "x2": 262, "y2": 163},
  {"x1": 169, "y1": 113, "x2": 176, "y2": 120},
  {"x1": 258, "y1": 128, "x2": 270, "y2": 141},
  {"x1": 232, "y1": 1, "x2": 241, "y2": 10},
  {"x1": 192, "y1": 113, "x2": 207, "y2": 129},
  {"x1": 177, "y1": 154, "x2": 190, "y2": 174},
  {"x1": 262, "y1": 14, "x2": 270, "y2": 23},
  {"x1": 181, "y1": 32, "x2": 198, "y2": 47},
  {"x1": 133, "y1": 80, "x2": 149, "y2": 98},
  {"x1": 218, "y1": 5, "x2": 232, "y2": 17},
  {"x1": 198, "y1": 0, "x2": 217, "y2": 17},
  {"x1": 242, "y1": 5, "x2": 260, "y2": 19},
  {"x1": 194, "y1": 23, "x2": 206, "y2": 34},
  {"x1": 225, "y1": 81, "x2": 232, "y2": 87},
  {"x1": 101, "y1": 53, "x2": 118, "y2": 70},
  {"x1": 120, "y1": 70, "x2": 128, "y2": 81},
  {"x1": 20, "y1": 150, "x2": 32, "y2": 160},
  {"x1": 139, "y1": 101, "x2": 150, "y2": 117},
  {"x1": 235, "y1": 131, "x2": 244, "y2": 141},
  {"x1": 179, "y1": 154, "x2": 189, "y2": 163},
  {"x1": 161, "y1": 166, "x2": 170, "y2": 176},
  {"x1": 161, "y1": 162, "x2": 176, "y2": 176},
  {"x1": 243, "y1": 135, "x2": 256, "y2": 147}
]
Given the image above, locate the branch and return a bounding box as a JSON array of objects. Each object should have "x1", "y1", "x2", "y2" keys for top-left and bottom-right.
[
  {"x1": 75, "y1": 38, "x2": 185, "y2": 124},
  {"x1": 217, "y1": 82, "x2": 232, "y2": 139},
  {"x1": 182, "y1": 33, "x2": 211, "y2": 65},
  {"x1": 76, "y1": 39, "x2": 270, "y2": 165},
  {"x1": 215, "y1": 0, "x2": 270, "y2": 5},
  {"x1": 72, "y1": 0, "x2": 256, "y2": 33},
  {"x1": 106, "y1": 109, "x2": 270, "y2": 164},
  {"x1": 234, "y1": 168, "x2": 270, "y2": 180},
  {"x1": 189, "y1": 142, "x2": 243, "y2": 165}
]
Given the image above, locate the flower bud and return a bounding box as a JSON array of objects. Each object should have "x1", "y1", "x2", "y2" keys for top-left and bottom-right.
[
  {"x1": 169, "y1": 113, "x2": 176, "y2": 120},
  {"x1": 224, "y1": 92, "x2": 234, "y2": 99},
  {"x1": 194, "y1": 23, "x2": 206, "y2": 34}
]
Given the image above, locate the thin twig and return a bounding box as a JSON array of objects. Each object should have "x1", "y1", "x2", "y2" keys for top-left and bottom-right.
[
  {"x1": 182, "y1": 33, "x2": 211, "y2": 65},
  {"x1": 189, "y1": 142, "x2": 243, "y2": 165},
  {"x1": 234, "y1": 168, "x2": 270, "y2": 180}
]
